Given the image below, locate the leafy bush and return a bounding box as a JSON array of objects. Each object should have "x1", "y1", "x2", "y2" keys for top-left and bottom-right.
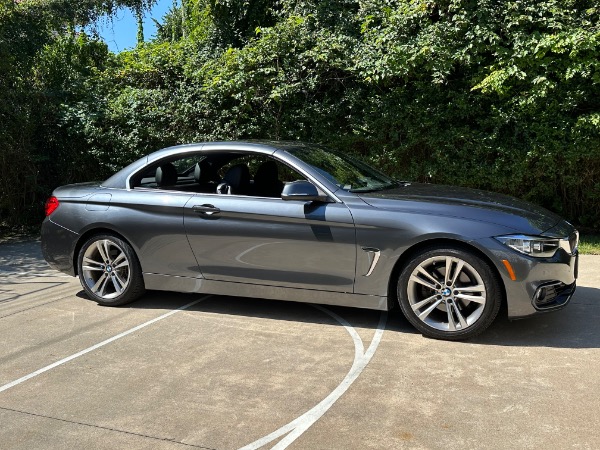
[{"x1": 1, "y1": 0, "x2": 599, "y2": 229}]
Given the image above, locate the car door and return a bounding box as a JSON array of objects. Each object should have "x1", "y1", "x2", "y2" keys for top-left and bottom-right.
[{"x1": 183, "y1": 194, "x2": 357, "y2": 293}]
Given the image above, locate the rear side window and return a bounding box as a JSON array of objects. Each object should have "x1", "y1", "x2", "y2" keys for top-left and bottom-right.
[
  {"x1": 136, "y1": 167, "x2": 158, "y2": 188},
  {"x1": 132, "y1": 155, "x2": 204, "y2": 189}
]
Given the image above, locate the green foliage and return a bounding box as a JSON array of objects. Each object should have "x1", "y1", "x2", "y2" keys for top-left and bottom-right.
[
  {"x1": 579, "y1": 234, "x2": 600, "y2": 255},
  {"x1": 1, "y1": 0, "x2": 600, "y2": 229},
  {"x1": 0, "y1": 0, "x2": 154, "y2": 224}
]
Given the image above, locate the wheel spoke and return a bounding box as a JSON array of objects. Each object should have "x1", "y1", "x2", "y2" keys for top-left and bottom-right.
[
  {"x1": 450, "y1": 260, "x2": 465, "y2": 286},
  {"x1": 444, "y1": 257, "x2": 453, "y2": 286},
  {"x1": 453, "y1": 303, "x2": 469, "y2": 328},
  {"x1": 83, "y1": 256, "x2": 103, "y2": 267},
  {"x1": 416, "y1": 266, "x2": 440, "y2": 286},
  {"x1": 418, "y1": 299, "x2": 443, "y2": 320},
  {"x1": 411, "y1": 294, "x2": 439, "y2": 312},
  {"x1": 446, "y1": 305, "x2": 457, "y2": 331},
  {"x1": 96, "y1": 240, "x2": 109, "y2": 263},
  {"x1": 114, "y1": 259, "x2": 129, "y2": 269},
  {"x1": 103, "y1": 240, "x2": 112, "y2": 263},
  {"x1": 409, "y1": 275, "x2": 437, "y2": 291},
  {"x1": 91, "y1": 273, "x2": 107, "y2": 294},
  {"x1": 455, "y1": 293, "x2": 486, "y2": 304},
  {"x1": 82, "y1": 257, "x2": 104, "y2": 271},
  {"x1": 455, "y1": 284, "x2": 485, "y2": 293},
  {"x1": 114, "y1": 271, "x2": 127, "y2": 287},
  {"x1": 111, "y1": 275, "x2": 123, "y2": 295},
  {"x1": 112, "y1": 252, "x2": 126, "y2": 266},
  {"x1": 98, "y1": 276, "x2": 110, "y2": 297}
]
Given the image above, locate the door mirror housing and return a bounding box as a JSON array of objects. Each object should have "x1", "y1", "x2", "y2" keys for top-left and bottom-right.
[{"x1": 281, "y1": 181, "x2": 330, "y2": 202}]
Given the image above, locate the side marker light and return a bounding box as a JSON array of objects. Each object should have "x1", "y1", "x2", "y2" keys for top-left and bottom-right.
[{"x1": 501, "y1": 259, "x2": 517, "y2": 281}]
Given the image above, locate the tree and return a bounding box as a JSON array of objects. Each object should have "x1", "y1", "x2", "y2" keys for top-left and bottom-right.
[{"x1": 2, "y1": 0, "x2": 600, "y2": 229}]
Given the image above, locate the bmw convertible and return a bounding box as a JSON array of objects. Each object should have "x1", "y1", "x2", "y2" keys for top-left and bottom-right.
[{"x1": 41, "y1": 141, "x2": 579, "y2": 340}]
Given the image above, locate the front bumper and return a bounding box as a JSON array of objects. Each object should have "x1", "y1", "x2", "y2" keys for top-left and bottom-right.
[
  {"x1": 475, "y1": 237, "x2": 578, "y2": 319},
  {"x1": 532, "y1": 280, "x2": 576, "y2": 311}
]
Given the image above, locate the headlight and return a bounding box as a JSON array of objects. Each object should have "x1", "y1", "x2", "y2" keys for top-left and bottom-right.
[{"x1": 495, "y1": 235, "x2": 562, "y2": 258}]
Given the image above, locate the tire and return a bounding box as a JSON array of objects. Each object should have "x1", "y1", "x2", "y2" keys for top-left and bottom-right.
[
  {"x1": 77, "y1": 234, "x2": 145, "y2": 306},
  {"x1": 397, "y1": 246, "x2": 502, "y2": 341}
]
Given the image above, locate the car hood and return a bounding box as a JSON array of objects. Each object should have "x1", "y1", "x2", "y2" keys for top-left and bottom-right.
[{"x1": 358, "y1": 183, "x2": 562, "y2": 235}]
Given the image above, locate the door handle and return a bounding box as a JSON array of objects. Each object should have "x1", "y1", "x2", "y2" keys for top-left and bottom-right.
[{"x1": 192, "y1": 204, "x2": 221, "y2": 215}]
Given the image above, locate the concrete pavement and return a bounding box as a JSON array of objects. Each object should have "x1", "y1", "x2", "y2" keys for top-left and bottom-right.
[{"x1": 0, "y1": 239, "x2": 598, "y2": 449}]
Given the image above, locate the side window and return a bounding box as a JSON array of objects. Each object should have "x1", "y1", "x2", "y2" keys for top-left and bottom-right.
[
  {"x1": 133, "y1": 155, "x2": 205, "y2": 191},
  {"x1": 217, "y1": 155, "x2": 256, "y2": 180},
  {"x1": 172, "y1": 157, "x2": 197, "y2": 174},
  {"x1": 136, "y1": 167, "x2": 158, "y2": 188},
  {"x1": 131, "y1": 152, "x2": 307, "y2": 197},
  {"x1": 276, "y1": 161, "x2": 306, "y2": 183},
  {"x1": 217, "y1": 155, "x2": 306, "y2": 198}
]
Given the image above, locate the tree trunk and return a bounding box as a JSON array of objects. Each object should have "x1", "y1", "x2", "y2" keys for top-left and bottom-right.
[
  {"x1": 181, "y1": 0, "x2": 187, "y2": 39},
  {"x1": 135, "y1": 4, "x2": 144, "y2": 45},
  {"x1": 172, "y1": 0, "x2": 178, "y2": 42}
]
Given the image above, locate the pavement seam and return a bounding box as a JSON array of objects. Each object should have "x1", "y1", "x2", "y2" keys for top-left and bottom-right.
[{"x1": 0, "y1": 406, "x2": 217, "y2": 449}]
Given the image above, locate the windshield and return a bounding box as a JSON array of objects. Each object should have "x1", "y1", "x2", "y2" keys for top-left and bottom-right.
[{"x1": 286, "y1": 145, "x2": 397, "y2": 192}]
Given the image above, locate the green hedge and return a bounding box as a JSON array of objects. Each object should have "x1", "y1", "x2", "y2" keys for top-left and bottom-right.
[{"x1": 2, "y1": 0, "x2": 599, "y2": 229}]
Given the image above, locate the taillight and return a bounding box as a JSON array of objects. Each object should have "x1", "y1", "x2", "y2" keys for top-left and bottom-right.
[{"x1": 45, "y1": 196, "x2": 59, "y2": 216}]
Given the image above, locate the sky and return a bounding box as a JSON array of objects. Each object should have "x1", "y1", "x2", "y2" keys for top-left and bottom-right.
[{"x1": 96, "y1": 0, "x2": 173, "y2": 53}]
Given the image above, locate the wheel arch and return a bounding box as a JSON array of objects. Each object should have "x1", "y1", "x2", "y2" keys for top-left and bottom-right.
[{"x1": 386, "y1": 238, "x2": 507, "y2": 313}]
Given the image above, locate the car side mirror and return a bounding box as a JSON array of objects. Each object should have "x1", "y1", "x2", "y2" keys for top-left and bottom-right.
[{"x1": 281, "y1": 181, "x2": 330, "y2": 202}]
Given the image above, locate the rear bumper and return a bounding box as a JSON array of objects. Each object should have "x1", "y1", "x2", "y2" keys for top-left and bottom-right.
[{"x1": 41, "y1": 217, "x2": 79, "y2": 276}]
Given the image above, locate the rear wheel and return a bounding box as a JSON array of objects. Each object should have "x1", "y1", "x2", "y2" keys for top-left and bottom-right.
[
  {"x1": 397, "y1": 246, "x2": 502, "y2": 340},
  {"x1": 77, "y1": 234, "x2": 145, "y2": 306}
]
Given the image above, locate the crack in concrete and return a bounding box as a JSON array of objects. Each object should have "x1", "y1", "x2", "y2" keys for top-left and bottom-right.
[{"x1": 0, "y1": 406, "x2": 217, "y2": 449}]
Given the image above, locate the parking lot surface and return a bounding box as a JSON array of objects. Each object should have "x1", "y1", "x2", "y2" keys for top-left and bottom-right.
[{"x1": 1, "y1": 239, "x2": 599, "y2": 449}]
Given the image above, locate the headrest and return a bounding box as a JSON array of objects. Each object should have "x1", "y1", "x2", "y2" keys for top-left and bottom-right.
[
  {"x1": 223, "y1": 164, "x2": 250, "y2": 190},
  {"x1": 156, "y1": 163, "x2": 178, "y2": 187},
  {"x1": 194, "y1": 161, "x2": 218, "y2": 184}
]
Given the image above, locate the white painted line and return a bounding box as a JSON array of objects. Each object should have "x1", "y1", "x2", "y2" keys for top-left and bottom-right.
[
  {"x1": 239, "y1": 306, "x2": 387, "y2": 450},
  {"x1": 0, "y1": 295, "x2": 211, "y2": 394}
]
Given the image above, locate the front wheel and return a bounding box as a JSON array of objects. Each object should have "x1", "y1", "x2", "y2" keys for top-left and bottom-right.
[
  {"x1": 77, "y1": 234, "x2": 145, "y2": 306},
  {"x1": 397, "y1": 246, "x2": 502, "y2": 340}
]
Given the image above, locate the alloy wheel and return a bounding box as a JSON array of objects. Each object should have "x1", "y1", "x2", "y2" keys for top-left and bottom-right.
[
  {"x1": 407, "y1": 255, "x2": 487, "y2": 332},
  {"x1": 81, "y1": 239, "x2": 131, "y2": 299}
]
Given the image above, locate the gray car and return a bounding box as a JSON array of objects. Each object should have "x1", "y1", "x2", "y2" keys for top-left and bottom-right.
[{"x1": 41, "y1": 141, "x2": 579, "y2": 340}]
